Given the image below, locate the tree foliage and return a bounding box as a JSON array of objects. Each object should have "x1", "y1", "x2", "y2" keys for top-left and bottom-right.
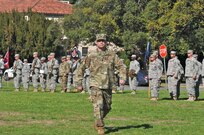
[
  {"x1": 64, "y1": 0, "x2": 204, "y2": 58},
  {"x1": 0, "y1": 11, "x2": 62, "y2": 63}
]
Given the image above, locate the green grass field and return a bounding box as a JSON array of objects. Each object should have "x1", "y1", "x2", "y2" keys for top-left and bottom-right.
[{"x1": 0, "y1": 82, "x2": 204, "y2": 135}]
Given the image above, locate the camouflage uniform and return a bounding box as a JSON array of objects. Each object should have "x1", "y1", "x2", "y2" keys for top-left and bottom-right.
[
  {"x1": 67, "y1": 56, "x2": 73, "y2": 91},
  {"x1": 167, "y1": 52, "x2": 183, "y2": 99},
  {"x1": 13, "y1": 55, "x2": 23, "y2": 91},
  {"x1": 185, "y1": 52, "x2": 199, "y2": 100},
  {"x1": 75, "y1": 34, "x2": 126, "y2": 131},
  {"x1": 82, "y1": 68, "x2": 90, "y2": 94},
  {"x1": 202, "y1": 59, "x2": 204, "y2": 87},
  {"x1": 39, "y1": 57, "x2": 48, "y2": 92},
  {"x1": 22, "y1": 59, "x2": 30, "y2": 91},
  {"x1": 193, "y1": 54, "x2": 202, "y2": 99},
  {"x1": 149, "y1": 55, "x2": 163, "y2": 99},
  {"x1": 59, "y1": 57, "x2": 70, "y2": 92},
  {"x1": 47, "y1": 57, "x2": 59, "y2": 92},
  {"x1": 153, "y1": 51, "x2": 163, "y2": 86},
  {"x1": 129, "y1": 55, "x2": 140, "y2": 94},
  {"x1": 31, "y1": 55, "x2": 41, "y2": 92},
  {"x1": 0, "y1": 56, "x2": 4, "y2": 88}
]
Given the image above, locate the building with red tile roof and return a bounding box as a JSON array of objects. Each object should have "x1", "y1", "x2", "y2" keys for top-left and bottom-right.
[{"x1": 0, "y1": 0, "x2": 72, "y2": 20}]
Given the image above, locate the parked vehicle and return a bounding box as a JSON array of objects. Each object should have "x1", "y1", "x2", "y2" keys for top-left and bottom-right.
[{"x1": 3, "y1": 67, "x2": 14, "y2": 81}]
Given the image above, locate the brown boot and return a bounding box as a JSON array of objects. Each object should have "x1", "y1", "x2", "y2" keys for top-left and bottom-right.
[
  {"x1": 97, "y1": 127, "x2": 105, "y2": 135},
  {"x1": 150, "y1": 98, "x2": 157, "y2": 101}
]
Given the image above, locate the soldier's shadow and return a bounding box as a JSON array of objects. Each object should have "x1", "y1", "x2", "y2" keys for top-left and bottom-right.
[{"x1": 105, "y1": 124, "x2": 153, "y2": 134}]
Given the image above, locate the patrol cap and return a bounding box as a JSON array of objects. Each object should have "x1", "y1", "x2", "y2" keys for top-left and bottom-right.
[
  {"x1": 170, "y1": 51, "x2": 176, "y2": 54},
  {"x1": 150, "y1": 54, "x2": 156, "y2": 58},
  {"x1": 33, "y1": 52, "x2": 38, "y2": 55},
  {"x1": 41, "y1": 57, "x2": 46, "y2": 61},
  {"x1": 61, "y1": 56, "x2": 66, "y2": 59},
  {"x1": 15, "y1": 54, "x2": 20, "y2": 57},
  {"x1": 187, "y1": 50, "x2": 193, "y2": 54},
  {"x1": 24, "y1": 59, "x2": 28, "y2": 62},
  {"x1": 50, "y1": 53, "x2": 55, "y2": 56},
  {"x1": 193, "y1": 54, "x2": 198, "y2": 59},
  {"x1": 153, "y1": 50, "x2": 158, "y2": 55},
  {"x1": 96, "y1": 34, "x2": 107, "y2": 41},
  {"x1": 131, "y1": 54, "x2": 136, "y2": 58},
  {"x1": 67, "y1": 55, "x2": 71, "y2": 58}
]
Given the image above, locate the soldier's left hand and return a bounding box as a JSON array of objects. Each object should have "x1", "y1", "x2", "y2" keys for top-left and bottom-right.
[{"x1": 119, "y1": 80, "x2": 125, "y2": 85}]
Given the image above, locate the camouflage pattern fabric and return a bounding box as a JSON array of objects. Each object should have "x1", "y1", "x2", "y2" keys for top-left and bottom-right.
[
  {"x1": 59, "y1": 62, "x2": 70, "y2": 91},
  {"x1": 40, "y1": 62, "x2": 48, "y2": 91},
  {"x1": 31, "y1": 58, "x2": 41, "y2": 90},
  {"x1": 13, "y1": 59, "x2": 23, "y2": 90},
  {"x1": 22, "y1": 63, "x2": 30, "y2": 91}
]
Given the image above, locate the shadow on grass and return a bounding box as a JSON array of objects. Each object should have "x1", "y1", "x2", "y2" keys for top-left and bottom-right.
[
  {"x1": 161, "y1": 98, "x2": 188, "y2": 101},
  {"x1": 105, "y1": 124, "x2": 153, "y2": 134}
]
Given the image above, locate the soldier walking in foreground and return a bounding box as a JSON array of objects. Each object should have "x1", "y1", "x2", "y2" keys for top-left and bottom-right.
[
  {"x1": 31, "y1": 52, "x2": 41, "y2": 92},
  {"x1": 13, "y1": 54, "x2": 23, "y2": 92},
  {"x1": 59, "y1": 56, "x2": 70, "y2": 93},
  {"x1": 75, "y1": 34, "x2": 126, "y2": 135},
  {"x1": 193, "y1": 54, "x2": 202, "y2": 100},
  {"x1": 185, "y1": 50, "x2": 199, "y2": 101},
  {"x1": 128, "y1": 54, "x2": 140, "y2": 94},
  {"x1": 22, "y1": 59, "x2": 30, "y2": 91},
  {"x1": 167, "y1": 51, "x2": 184, "y2": 100},
  {"x1": 0, "y1": 55, "x2": 4, "y2": 89},
  {"x1": 149, "y1": 54, "x2": 163, "y2": 101},
  {"x1": 47, "y1": 53, "x2": 59, "y2": 93},
  {"x1": 39, "y1": 57, "x2": 48, "y2": 92}
]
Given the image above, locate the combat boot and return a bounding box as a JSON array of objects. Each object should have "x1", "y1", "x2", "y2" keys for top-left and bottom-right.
[
  {"x1": 131, "y1": 91, "x2": 136, "y2": 94},
  {"x1": 112, "y1": 89, "x2": 117, "y2": 94},
  {"x1": 24, "y1": 89, "x2": 28, "y2": 92},
  {"x1": 66, "y1": 89, "x2": 71, "y2": 93},
  {"x1": 41, "y1": 89, "x2": 45, "y2": 92},
  {"x1": 51, "y1": 90, "x2": 55, "y2": 93},
  {"x1": 173, "y1": 96, "x2": 178, "y2": 100},
  {"x1": 80, "y1": 90, "x2": 86, "y2": 94},
  {"x1": 61, "y1": 90, "x2": 65, "y2": 93},
  {"x1": 33, "y1": 89, "x2": 38, "y2": 92},
  {"x1": 187, "y1": 96, "x2": 194, "y2": 101},
  {"x1": 97, "y1": 127, "x2": 105, "y2": 135},
  {"x1": 150, "y1": 98, "x2": 157, "y2": 101},
  {"x1": 94, "y1": 120, "x2": 105, "y2": 135},
  {"x1": 15, "y1": 89, "x2": 19, "y2": 92}
]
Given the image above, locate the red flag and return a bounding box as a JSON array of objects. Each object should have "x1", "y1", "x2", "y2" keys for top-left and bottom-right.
[{"x1": 4, "y1": 49, "x2": 9, "y2": 69}]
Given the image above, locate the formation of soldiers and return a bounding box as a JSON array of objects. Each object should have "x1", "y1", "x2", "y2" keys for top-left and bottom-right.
[{"x1": 12, "y1": 52, "x2": 87, "y2": 93}]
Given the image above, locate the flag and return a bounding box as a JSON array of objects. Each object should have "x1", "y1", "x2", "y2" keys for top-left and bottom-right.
[
  {"x1": 144, "y1": 41, "x2": 151, "y2": 65},
  {"x1": 4, "y1": 48, "x2": 10, "y2": 69}
]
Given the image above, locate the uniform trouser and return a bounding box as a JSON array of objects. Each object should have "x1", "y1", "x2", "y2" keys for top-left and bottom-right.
[
  {"x1": 48, "y1": 75, "x2": 57, "y2": 91},
  {"x1": 67, "y1": 74, "x2": 72, "y2": 90},
  {"x1": 0, "y1": 75, "x2": 2, "y2": 88},
  {"x1": 22, "y1": 74, "x2": 30, "y2": 90},
  {"x1": 82, "y1": 76, "x2": 90, "y2": 94},
  {"x1": 186, "y1": 77, "x2": 196, "y2": 97},
  {"x1": 129, "y1": 77, "x2": 138, "y2": 91},
  {"x1": 91, "y1": 87, "x2": 112, "y2": 127},
  {"x1": 195, "y1": 76, "x2": 201, "y2": 98},
  {"x1": 40, "y1": 75, "x2": 46, "y2": 89},
  {"x1": 32, "y1": 73, "x2": 39, "y2": 89},
  {"x1": 14, "y1": 74, "x2": 21, "y2": 89},
  {"x1": 168, "y1": 76, "x2": 179, "y2": 98},
  {"x1": 150, "y1": 78, "x2": 159, "y2": 98},
  {"x1": 60, "y1": 76, "x2": 68, "y2": 91}
]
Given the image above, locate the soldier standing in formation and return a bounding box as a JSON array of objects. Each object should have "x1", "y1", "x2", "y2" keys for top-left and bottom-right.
[
  {"x1": 81, "y1": 68, "x2": 90, "y2": 94},
  {"x1": 39, "y1": 57, "x2": 47, "y2": 92},
  {"x1": 59, "y1": 56, "x2": 70, "y2": 93},
  {"x1": 22, "y1": 59, "x2": 30, "y2": 91},
  {"x1": 47, "y1": 53, "x2": 59, "y2": 93},
  {"x1": 13, "y1": 54, "x2": 23, "y2": 92},
  {"x1": 128, "y1": 54, "x2": 140, "y2": 94},
  {"x1": 148, "y1": 54, "x2": 163, "y2": 101},
  {"x1": 167, "y1": 51, "x2": 184, "y2": 100},
  {"x1": 185, "y1": 50, "x2": 199, "y2": 101},
  {"x1": 66, "y1": 55, "x2": 73, "y2": 92},
  {"x1": 193, "y1": 54, "x2": 202, "y2": 100},
  {"x1": 153, "y1": 51, "x2": 163, "y2": 87},
  {"x1": 75, "y1": 34, "x2": 126, "y2": 135},
  {"x1": 0, "y1": 55, "x2": 4, "y2": 89},
  {"x1": 31, "y1": 52, "x2": 41, "y2": 92}
]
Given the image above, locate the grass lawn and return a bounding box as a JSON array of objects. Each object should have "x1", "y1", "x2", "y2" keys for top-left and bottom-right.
[{"x1": 0, "y1": 81, "x2": 204, "y2": 135}]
